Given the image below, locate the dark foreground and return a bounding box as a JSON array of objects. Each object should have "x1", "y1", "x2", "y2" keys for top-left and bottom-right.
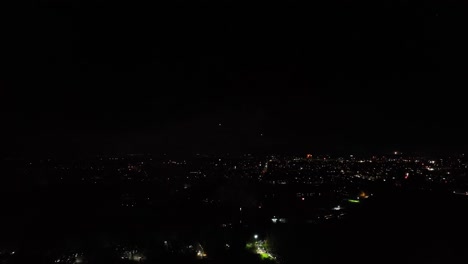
[{"x1": 2, "y1": 185, "x2": 468, "y2": 264}]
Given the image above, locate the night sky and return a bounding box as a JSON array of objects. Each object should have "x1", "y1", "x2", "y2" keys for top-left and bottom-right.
[{"x1": 2, "y1": 0, "x2": 468, "y2": 157}]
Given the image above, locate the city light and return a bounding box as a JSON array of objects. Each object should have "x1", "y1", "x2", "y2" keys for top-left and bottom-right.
[
  {"x1": 197, "y1": 251, "x2": 207, "y2": 258},
  {"x1": 9, "y1": 151, "x2": 467, "y2": 263},
  {"x1": 359, "y1": 191, "x2": 369, "y2": 199}
]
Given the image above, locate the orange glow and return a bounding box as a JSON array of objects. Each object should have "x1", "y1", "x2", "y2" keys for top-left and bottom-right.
[
  {"x1": 359, "y1": 191, "x2": 369, "y2": 199},
  {"x1": 306, "y1": 154, "x2": 313, "y2": 159}
]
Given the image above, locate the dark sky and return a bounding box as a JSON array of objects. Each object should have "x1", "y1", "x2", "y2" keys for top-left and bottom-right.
[{"x1": 2, "y1": 0, "x2": 468, "y2": 157}]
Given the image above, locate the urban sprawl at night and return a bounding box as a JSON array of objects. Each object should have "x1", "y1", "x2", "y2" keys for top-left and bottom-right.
[{"x1": 2, "y1": 152, "x2": 468, "y2": 263}]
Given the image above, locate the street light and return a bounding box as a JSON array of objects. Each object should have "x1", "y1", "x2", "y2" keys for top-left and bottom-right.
[{"x1": 254, "y1": 234, "x2": 258, "y2": 240}]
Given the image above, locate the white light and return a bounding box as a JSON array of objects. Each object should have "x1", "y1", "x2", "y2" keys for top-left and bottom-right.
[{"x1": 254, "y1": 234, "x2": 258, "y2": 239}]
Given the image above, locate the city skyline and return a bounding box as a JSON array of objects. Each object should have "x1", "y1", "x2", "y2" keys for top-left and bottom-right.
[{"x1": 2, "y1": 1, "x2": 468, "y2": 263}]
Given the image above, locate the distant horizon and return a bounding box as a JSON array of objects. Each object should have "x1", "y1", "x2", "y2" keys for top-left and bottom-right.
[{"x1": 3, "y1": 149, "x2": 466, "y2": 160}]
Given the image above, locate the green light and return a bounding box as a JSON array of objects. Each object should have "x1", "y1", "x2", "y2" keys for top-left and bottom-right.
[{"x1": 348, "y1": 199, "x2": 360, "y2": 203}]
